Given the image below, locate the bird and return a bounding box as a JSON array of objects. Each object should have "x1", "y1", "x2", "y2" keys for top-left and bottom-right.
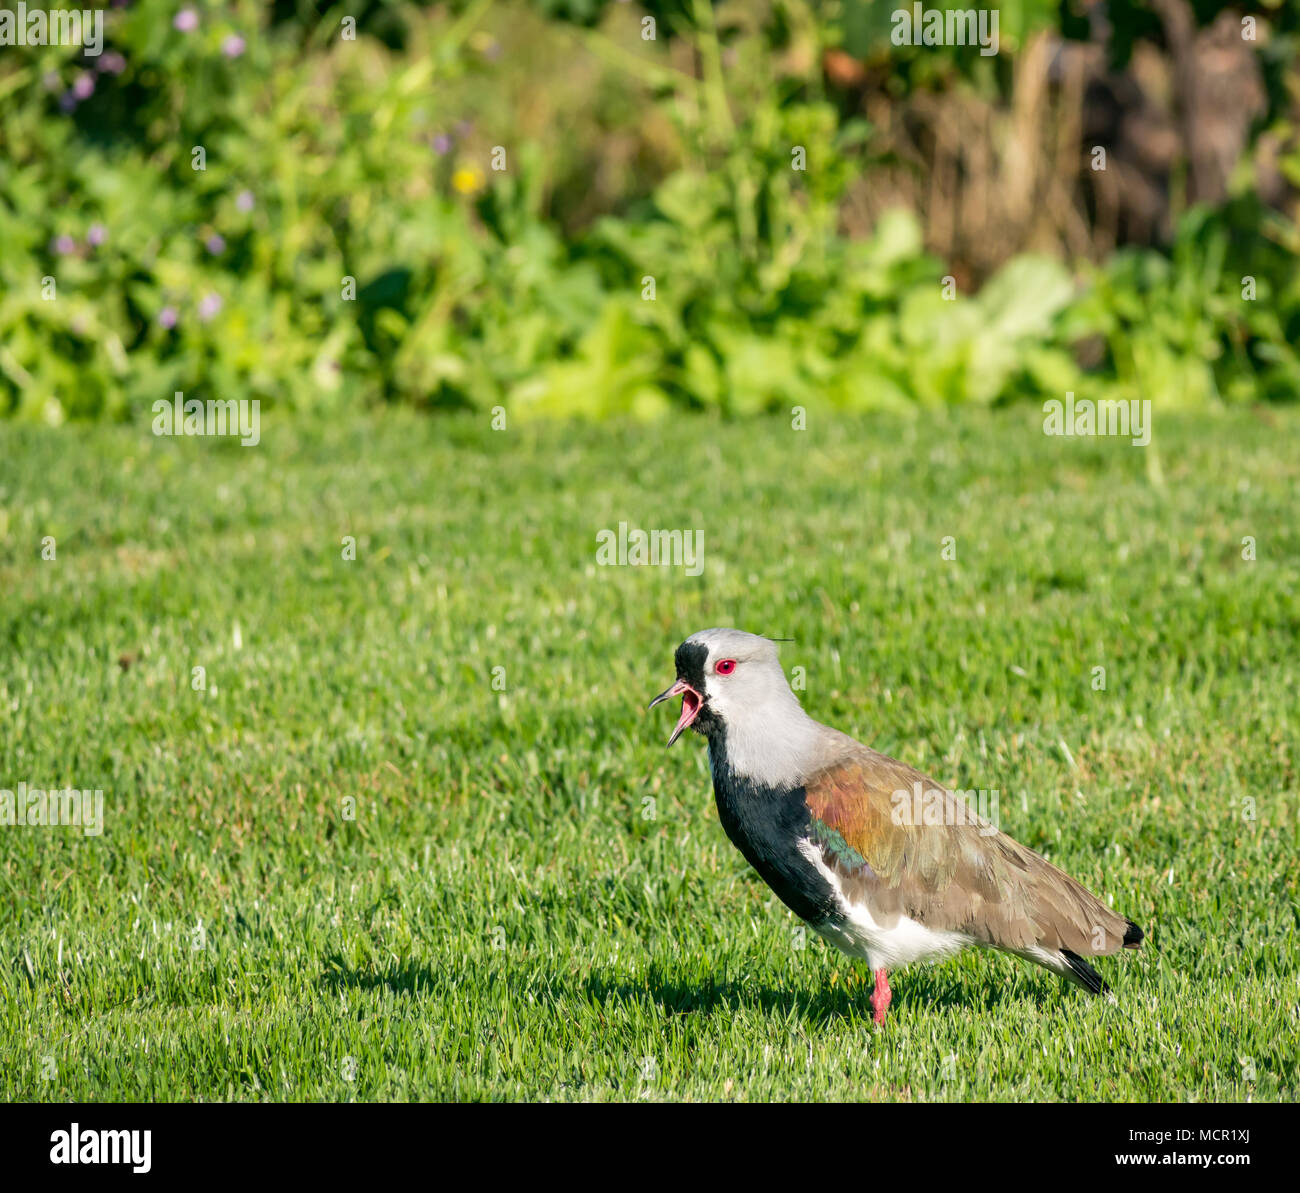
[{"x1": 649, "y1": 628, "x2": 1143, "y2": 1024}]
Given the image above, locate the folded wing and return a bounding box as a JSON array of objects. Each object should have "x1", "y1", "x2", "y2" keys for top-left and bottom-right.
[{"x1": 804, "y1": 749, "x2": 1133, "y2": 956}]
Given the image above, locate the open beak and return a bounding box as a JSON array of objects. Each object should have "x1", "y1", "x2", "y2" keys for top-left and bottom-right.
[{"x1": 648, "y1": 678, "x2": 703, "y2": 747}]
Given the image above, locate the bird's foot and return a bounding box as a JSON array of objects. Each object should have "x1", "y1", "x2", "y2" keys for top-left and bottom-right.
[{"x1": 871, "y1": 968, "x2": 892, "y2": 1025}]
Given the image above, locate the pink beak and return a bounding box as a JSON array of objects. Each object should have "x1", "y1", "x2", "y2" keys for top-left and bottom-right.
[{"x1": 648, "y1": 679, "x2": 703, "y2": 746}]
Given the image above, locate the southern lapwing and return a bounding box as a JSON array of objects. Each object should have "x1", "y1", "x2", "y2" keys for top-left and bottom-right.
[{"x1": 649, "y1": 628, "x2": 1143, "y2": 1023}]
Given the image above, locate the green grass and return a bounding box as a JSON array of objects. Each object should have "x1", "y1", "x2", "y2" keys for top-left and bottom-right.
[{"x1": 1, "y1": 408, "x2": 1297, "y2": 1102}]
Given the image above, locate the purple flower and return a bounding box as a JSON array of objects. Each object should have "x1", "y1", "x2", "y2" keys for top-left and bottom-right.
[
  {"x1": 73, "y1": 73, "x2": 96, "y2": 100},
  {"x1": 87, "y1": 223, "x2": 108, "y2": 247},
  {"x1": 97, "y1": 52, "x2": 127, "y2": 76},
  {"x1": 222, "y1": 34, "x2": 246, "y2": 59},
  {"x1": 174, "y1": 9, "x2": 198, "y2": 33},
  {"x1": 432, "y1": 133, "x2": 451, "y2": 155},
  {"x1": 205, "y1": 233, "x2": 226, "y2": 255},
  {"x1": 198, "y1": 293, "x2": 223, "y2": 321},
  {"x1": 235, "y1": 189, "x2": 255, "y2": 212},
  {"x1": 53, "y1": 235, "x2": 77, "y2": 255},
  {"x1": 158, "y1": 307, "x2": 178, "y2": 330},
  {"x1": 59, "y1": 92, "x2": 78, "y2": 113}
]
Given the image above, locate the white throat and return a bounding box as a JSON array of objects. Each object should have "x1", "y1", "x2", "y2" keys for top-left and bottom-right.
[{"x1": 711, "y1": 693, "x2": 827, "y2": 791}]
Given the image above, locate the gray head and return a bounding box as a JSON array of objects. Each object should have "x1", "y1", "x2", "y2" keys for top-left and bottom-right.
[{"x1": 649, "y1": 628, "x2": 827, "y2": 786}]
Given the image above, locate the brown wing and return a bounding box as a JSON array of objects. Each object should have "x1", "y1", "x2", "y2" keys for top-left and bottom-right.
[{"x1": 804, "y1": 749, "x2": 1132, "y2": 956}]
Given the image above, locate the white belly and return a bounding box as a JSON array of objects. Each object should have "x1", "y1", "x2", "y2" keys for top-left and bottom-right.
[
  {"x1": 798, "y1": 840, "x2": 973, "y2": 970},
  {"x1": 812, "y1": 906, "x2": 973, "y2": 970}
]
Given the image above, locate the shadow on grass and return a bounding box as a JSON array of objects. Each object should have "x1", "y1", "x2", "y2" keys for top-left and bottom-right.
[
  {"x1": 580, "y1": 961, "x2": 1046, "y2": 1025},
  {"x1": 317, "y1": 952, "x2": 1064, "y2": 1024},
  {"x1": 319, "y1": 953, "x2": 447, "y2": 998}
]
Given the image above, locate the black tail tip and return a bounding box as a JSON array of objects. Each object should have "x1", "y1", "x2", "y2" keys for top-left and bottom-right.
[
  {"x1": 1123, "y1": 919, "x2": 1144, "y2": 948},
  {"x1": 1060, "y1": 949, "x2": 1109, "y2": 996}
]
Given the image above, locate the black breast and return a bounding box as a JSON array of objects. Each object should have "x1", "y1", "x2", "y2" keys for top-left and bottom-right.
[{"x1": 708, "y1": 742, "x2": 842, "y2": 929}]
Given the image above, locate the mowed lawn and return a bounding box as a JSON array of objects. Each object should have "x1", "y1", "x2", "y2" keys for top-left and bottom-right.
[{"x1": 1, "y1": 408, "x2": 1297, "y2": 1102}]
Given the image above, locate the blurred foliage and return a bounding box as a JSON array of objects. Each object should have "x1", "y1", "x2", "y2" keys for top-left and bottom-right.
[{"x1": 1, "y1": 0, "x2": 1298, "y2": 422}]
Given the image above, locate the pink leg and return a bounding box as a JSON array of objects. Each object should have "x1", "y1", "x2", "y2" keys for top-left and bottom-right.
[{"x1": 871, "y1": 968, "x2": 892, "y2": 1025}]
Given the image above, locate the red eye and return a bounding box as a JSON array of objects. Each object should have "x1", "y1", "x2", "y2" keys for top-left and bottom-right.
[{"x1": 715, "y1": 659, "x2": 736, "y2": 675}]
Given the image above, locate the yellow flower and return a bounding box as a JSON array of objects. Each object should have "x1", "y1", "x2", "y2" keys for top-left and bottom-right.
[{"x1": 452, "y1": 167, "x2": 484, "y2": 195}]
